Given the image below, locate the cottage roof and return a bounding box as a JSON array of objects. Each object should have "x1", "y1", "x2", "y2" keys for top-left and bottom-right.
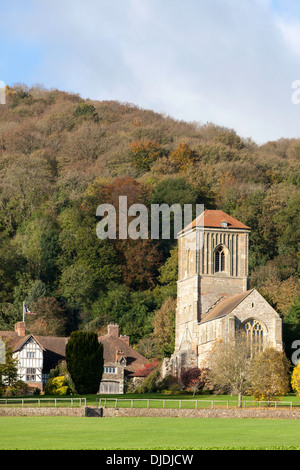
[{"x1": 98, "y1": 333, "x2": 149, "y2": 376}]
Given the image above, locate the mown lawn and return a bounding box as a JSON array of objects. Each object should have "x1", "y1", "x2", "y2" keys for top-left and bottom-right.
[
  {"x1": 0, "y1": 416, "x2": 300, "y2": 450},
  {"x1": 2, "y1": 392, "x2": 300, "y2": 409}
]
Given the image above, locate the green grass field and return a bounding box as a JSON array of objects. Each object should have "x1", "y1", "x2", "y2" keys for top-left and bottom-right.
[
  {"x1": 1, "y1": 393, "x2": 300, "y2": 450},
  {"x1": 0, "y1": 416, "x2": 300, "y2": 450}
]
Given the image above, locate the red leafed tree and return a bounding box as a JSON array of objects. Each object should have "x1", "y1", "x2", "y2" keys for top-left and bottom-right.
[
  {"x1": 134, "y1": 360, "x2": 159, "y2": 378},
  {"x1": 180, "y1": 368, "x2": 208, "y2": 396}
]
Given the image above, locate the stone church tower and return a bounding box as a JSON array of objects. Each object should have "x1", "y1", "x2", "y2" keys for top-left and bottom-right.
[{"x1": 163, "y1": 210, "x2": 283, "y2": 377}]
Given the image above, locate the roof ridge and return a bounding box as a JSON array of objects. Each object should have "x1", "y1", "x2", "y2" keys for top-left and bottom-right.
[{"x1": 200, "y1": 289, "x2": 254, "y2": 324}]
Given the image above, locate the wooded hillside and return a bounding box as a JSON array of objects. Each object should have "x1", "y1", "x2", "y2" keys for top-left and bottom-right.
[{"x1": 0, "y1": 84, "x2": 299, "y2": 360}]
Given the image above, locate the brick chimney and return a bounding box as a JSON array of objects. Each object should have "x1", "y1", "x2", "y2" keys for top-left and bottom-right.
[
  {"x1": 120, "y1": 335, "x2": 130, "y2": 346},
  {"x1": 116, "y1": 350, "x2": 125, "y2": 363},
  {"x1": 15, "y1": 322, "x2": 26, "y2": 337},
  {"x1": 107, "y1": 323, "x2": 119, "y2": 337}
]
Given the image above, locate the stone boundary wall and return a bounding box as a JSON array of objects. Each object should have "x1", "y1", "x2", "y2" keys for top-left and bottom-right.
[
  {"x1": 0, "y1": 407, "x2": 85, "y2": 417},
  {"x1": 99, "y1": 407, "x2": 300, "y2": 420},
  {"x1": 1, "y1": 406, "x2": 300, "y2": 419}
]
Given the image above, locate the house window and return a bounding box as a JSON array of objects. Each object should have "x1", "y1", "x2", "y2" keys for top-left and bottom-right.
[
  {"x1": 27, "y1": 351, "x2": 35, "y2": 359},
  {"x1": 26, "y1": 368, "x2": 36, "y2": 381},
  {"x1": 215, "y1": 246, "x2": 226, "y2": 273},
  {"x1": 241, "y1": 319, "x2": 265, "y2": 357},
  {"x1": 104, "y1": 367, "x2": 116, "y2": 374},
  {"x1": 42, "y1": 374, "x2": 49, "y2": 386}
]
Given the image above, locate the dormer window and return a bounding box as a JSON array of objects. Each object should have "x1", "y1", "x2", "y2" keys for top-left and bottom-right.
[
  {"x1": 119, "y1": 357, "x2": 127, "y2": 366},
  {"x1": 221, "y1": 220, "x2": 228, "y2": 228},
  {"x1": 215, "y1": 246, "x2": 226, "y2": 273}
]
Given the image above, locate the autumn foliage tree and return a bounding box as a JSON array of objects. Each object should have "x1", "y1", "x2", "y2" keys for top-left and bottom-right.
[
  {"x1": 0, "y1": 85, "x2": 298, "y2": 356},
  {"x1": 180, "y1": 367, "x2": 208, "y2": 396},
  {"x1": 250, "y1": 348, "x2": 290, "y2": 402},
  {"x1": 129, "y1": 139, "x2": 164, "y2": 171},
  {"x1": 291, "y1": 361, "x2": 300, "y2": 396},
  {"x1": 151, "y1": 297, "x2": 176, "y2": 358},
  {"x1": 207, "y1": 335, "x2": 253, "y2": 407},
  {"x1": 26, "y1": 297, "x2": 67, "y2": 336},
  {"x1": 169, "y1": 143, "x2": 199, "y2": 171}
]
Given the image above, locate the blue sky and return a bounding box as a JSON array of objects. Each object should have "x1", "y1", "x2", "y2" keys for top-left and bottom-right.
[{"x1": 1, "y1": 0, "x2": 300, "y2": 144}]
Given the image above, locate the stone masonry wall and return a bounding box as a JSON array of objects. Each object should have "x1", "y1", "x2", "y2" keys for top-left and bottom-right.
[
  {"x1": 0, "y1": 407, "x2": 85, "y2": 417},
  {"x1": 101, "y1": 407, "x2": 300, "y2": 420},
  {"x1": 1, "y1": 406, "x2": 300, "y2": 419}
]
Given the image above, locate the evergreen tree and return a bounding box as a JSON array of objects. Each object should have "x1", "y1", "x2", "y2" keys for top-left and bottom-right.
[{"x1": 65, "y1": 331, "x2": 103, "y2": 394}]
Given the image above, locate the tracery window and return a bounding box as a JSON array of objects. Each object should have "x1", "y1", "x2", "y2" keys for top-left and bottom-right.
[
  {"x1": 215, "y1": 246, "x2": 226, "y2": 273},
  {"x1": 241, "y1": 319, "x2": 265, "y2": 356}
]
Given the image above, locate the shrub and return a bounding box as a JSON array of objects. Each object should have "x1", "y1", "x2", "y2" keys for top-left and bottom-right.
[
  {"x1": 136, "y1": 365, "x2": 161, "y2": 393},
  {"x1": 291, "y1": 362, "x2": 300, "y2": 396},
  {"x1": 44, "y1": 375, "x2": 70, "y2": 395},
  {"x1": 4, "y1": 380, "x2": 29, "y2": 397}
]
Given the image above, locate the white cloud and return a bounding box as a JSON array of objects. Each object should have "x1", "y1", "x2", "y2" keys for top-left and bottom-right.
[
  {"x1": 2, "y1": 0, "x2": 300, "y2": 143},
  {"x1": 277, "y1": 20, "x2": 300, "y2": 57}
]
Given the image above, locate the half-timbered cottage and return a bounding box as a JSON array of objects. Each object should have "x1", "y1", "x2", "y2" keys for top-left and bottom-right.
[
  {"x1": 0, "y1": 322, "x2": 68, "y2": 391},
  {"x1": 0, "y1": 322, "x2": 148, "y2": 394}
]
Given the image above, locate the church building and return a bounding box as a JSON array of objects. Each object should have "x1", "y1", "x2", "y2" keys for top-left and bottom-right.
[{"x1": 163, "y1": 210, "x2": 283, "y2": 376}]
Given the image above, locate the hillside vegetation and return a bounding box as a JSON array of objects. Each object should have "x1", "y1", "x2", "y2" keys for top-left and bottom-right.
[{"x1": 0, "y1": 84, "x2": 299, "y2": 360}]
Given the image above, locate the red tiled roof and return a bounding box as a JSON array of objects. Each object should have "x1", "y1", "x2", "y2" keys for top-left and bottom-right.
[{"x1": 181, "y1": 210, "x2": 250, "y2": 233}]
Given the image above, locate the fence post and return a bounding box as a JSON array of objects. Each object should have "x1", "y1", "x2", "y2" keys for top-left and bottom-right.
[{"x1": 147, "y1": 400, "x2": 149, "y2": 408}]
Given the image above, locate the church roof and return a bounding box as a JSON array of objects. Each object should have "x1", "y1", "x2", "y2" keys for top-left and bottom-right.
[
  {"x1": 200, "y1": 289, "x2": 255, "y2": 324},
  {"x1": 181, "y1": 209, "x2": 250, "y2": 233}
]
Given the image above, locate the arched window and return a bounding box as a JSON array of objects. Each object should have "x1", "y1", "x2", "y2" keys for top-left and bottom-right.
[
  {"x1": 241, "y1": 319, "x2": 265, "y2": 356},
  {"x1": 215, "y1": 245, "x2": 226, "y2": 273}
]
